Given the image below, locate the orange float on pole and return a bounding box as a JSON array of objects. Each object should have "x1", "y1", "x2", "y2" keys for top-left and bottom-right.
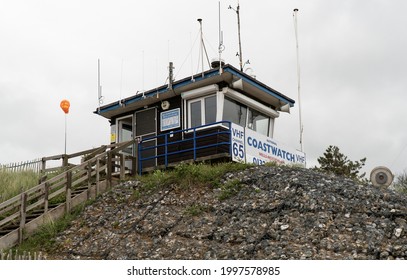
[
  {"x1": 60, "y1": 99, "x2": 70, "y2": 114},
  {"x1": 60, "y1": 99, "x2": 70, "y2": 154}
]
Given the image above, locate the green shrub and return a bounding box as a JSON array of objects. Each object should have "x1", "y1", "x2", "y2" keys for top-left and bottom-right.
[
  {"x1": 393, "y1": 171, "x2": 407, "y2": 195},
  {"x1": 313, "y1": 145, "x2": 367, "y2": 184}
]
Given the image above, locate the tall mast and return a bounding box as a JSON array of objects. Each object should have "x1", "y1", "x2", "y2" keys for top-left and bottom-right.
[
  {"x1": 197, "y1": 18, "x2": 204, "y2": 77},
  {"x1": 97, "y1": 59, "x2": 103, "y2": 112},
  {"x1": 218, "y1": 1, "x2": 224, "y2": 74},
  {"x1": 293, "y1": 8, "x2": 304, "y2": 153},
  {"x1": 229, "y1": 1, "x2": 243, "y2": 71}
]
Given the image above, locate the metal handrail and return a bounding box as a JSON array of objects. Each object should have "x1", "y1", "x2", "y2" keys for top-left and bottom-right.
[{"x1": 138, "y1": 121, "x2": 232, "y2": 173}]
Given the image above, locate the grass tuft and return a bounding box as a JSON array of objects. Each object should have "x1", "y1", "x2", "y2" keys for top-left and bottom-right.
[{"x1": 0, "y1": 170, "x2": 39, "y2": 202}]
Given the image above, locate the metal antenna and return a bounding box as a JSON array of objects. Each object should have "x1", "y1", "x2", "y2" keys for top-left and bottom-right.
[
  {"x1": 197, "y1": 18, "x2": 211, "y2": 77},
  {"x1": 293, "y1": 8, "x2": 304, "y2": 153},
  {"x1": 97, "y1": 59, "x2": 104, "y2": 112},
  {"x1": 218, "y1": 1, "x2": 225, "y2": 74},
  {"x1": 142, "y1": 50, "x2": 145, "y2": 98},
  {"x1": 229, "y1": 0, "x2": 243, "y2": 71},
  {"x1": 197, "y1": 19, "x2": 204, "y2": 77}
]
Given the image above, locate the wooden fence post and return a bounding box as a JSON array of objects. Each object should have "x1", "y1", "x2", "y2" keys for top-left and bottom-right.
[
  {"x1": 87, "y1": 162, "x2": 92, "y2": 199},
  {"x1": 41, "y1": 157, "x2": 46, "y2": 173},
  {"x1": 134, "y1": 141, "x2": 139, "y2": 175},
  {"x1": 63, "y1": 154, "x2": 68, "y2": 170},
  {"x1": 107, "y1": 152, "x2": 112, "y2": 189},
  {"x1": 96, "y1": 158, "x2": 100, "y2": 196},
  {"x1": 120, "y1": 153, "x2": 125, "y2": 180},
  {"x1": 65, "y1": 171, "x2": 72, "y2": 213},
  {"x1": 44, "y1": 182, "x2": 49, "y2": 214},
  {"x1": 18, "y1": 193, "x2": 28, "y2": 244}
]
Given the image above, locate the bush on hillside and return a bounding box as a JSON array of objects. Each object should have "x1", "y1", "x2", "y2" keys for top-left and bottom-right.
[
  {"x1": 313, "y1": 145, "x2": 367, "y2": 184},
  {"x1": 393, "y1": 170, "x2": 407, "y2": 195}
]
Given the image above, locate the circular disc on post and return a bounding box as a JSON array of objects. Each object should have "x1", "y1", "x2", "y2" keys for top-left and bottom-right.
[{"x1": 370, "y1": 166, "x2": 393, "y2": 188}]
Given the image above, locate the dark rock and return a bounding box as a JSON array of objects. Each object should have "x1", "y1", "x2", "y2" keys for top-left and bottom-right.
[{"x1": 46, "y1": 165, "x2": 407, "y2": 260}]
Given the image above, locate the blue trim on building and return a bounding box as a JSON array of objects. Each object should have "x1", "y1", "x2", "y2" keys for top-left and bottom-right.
[
  {"x1": 222, "y1": 67, "x2": 295, "y2": 107},
  {"x1": 97, "y1": 64, "x2": 294, "y2": 115}
]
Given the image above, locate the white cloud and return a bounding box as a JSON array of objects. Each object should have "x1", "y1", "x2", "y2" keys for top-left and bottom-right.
[{"x1": 1, "y1": 0, "x2": 407, "y2": 178}]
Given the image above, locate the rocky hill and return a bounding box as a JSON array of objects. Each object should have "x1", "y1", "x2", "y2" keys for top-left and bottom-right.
[{"x1": 45, "y1": 165, "x2": 407, "y2": 260}]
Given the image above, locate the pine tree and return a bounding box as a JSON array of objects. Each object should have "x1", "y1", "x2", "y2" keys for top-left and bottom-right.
[{"x1": 314, "y1": 145, "x2": 367, "y2": 183}]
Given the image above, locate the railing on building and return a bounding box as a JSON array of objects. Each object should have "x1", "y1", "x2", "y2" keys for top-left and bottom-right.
[{"x1": 138, "y1": 121, "x2": 233, "y2": 174}]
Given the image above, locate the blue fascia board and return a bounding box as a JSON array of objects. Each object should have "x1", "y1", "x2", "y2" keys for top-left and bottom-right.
[
  {"x1": 98, "y1": 68, "x2": 222, "y2": 115},
  {"x1": 97, "y1": 64, "x2": 294, "y2": 116},
  {"x1": 222, "y1": 66, "x2": 295, "y2": 107}
]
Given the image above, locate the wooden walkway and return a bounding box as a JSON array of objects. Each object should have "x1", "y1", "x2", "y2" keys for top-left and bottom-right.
[{"x1": 0, "y1": 140, "x2": 137, "y2": 251}]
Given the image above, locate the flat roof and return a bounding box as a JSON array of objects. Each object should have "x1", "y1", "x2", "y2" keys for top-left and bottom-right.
[{"x1": 95, "y1": 64, "x2": 295, "y2": 119}]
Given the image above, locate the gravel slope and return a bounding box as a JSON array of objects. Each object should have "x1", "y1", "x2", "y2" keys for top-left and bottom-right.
[{"x1": 46, "y1": 165, "x2": 407, "y2": 260}]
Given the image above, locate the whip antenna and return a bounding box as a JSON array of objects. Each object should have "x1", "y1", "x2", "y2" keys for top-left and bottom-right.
[
  {"x1": 218, "y1": 1, "x2": 225, "y2": 74},
  {"x1": 97, "y1": 59, "x2": 104, "y2": 112},
  {"x1": 293, "y1": 8, "x2": 304, "y2": 153},
  {"x1": 229, "y1": 0, "x2": 243, "y2": 71}
]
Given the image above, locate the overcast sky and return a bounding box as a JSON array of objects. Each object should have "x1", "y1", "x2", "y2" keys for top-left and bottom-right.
[{"x1": 1, "y1": 0, "x2": 407, "y2": 177}]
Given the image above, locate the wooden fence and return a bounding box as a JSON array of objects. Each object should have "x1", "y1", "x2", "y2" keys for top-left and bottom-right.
[
  {"x1": 0, "y1": 145, "x2": 114, "y2": 176},
  {"x1": 1, "y1": 249, "x2": 45, "y2": 260},
  {"x1": 0, "y1": 139, "x2": 138, "y2": 251},
  {"x1": 0, "y1": 159, "x2": 42, "y2": 173}
]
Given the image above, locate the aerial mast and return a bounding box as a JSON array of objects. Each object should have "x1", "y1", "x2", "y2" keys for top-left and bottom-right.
[
  {"x1": 97, "y1": 59, "x2": 103, "y2": 113},
  {"x1": 293, "y1": 8, "x2": 304, "y2": 153},
  {"x1": 229, "y1": 0, "x2": 243, "y2": 71},
  {"x1": 218, "y1": 1, "x2": 225, "y2": 74}
]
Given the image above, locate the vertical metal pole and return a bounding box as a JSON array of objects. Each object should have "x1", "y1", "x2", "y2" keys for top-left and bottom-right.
[
  {"x1": 198, "y1": 18, "x2": 204, "y2": 77},
  {"x1": 236, "y1": 1, "x2": 243, "y2": 71},
  {"x1": 218, "y1": 1, "x2": 224, "y2": 74},
  {"x1": 98, "y1": 59, "x2": 101, "y2": 112},
  {"x1": 64, "y1": 113, "x2": 67, "y2": 155},
  {"x1": 293, "y1": 8, "x2": 304, "y2": 153}
]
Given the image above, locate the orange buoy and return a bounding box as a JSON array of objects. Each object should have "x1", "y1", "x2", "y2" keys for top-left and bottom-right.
[{"x1": 60, "y1": 99, "x2": 70, "y2": 114}]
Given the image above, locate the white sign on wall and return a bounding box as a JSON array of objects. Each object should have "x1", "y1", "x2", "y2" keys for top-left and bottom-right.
[
  {"x1": 231, "y1": 123, "x2": 306, "y2": 167},
  {"x1": 160, "y1": 108, "x2": 180, "y2": 131}
]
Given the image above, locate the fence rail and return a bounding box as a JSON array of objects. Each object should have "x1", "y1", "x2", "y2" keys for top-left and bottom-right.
[
  {"x1": 1, "y1": 249, "x2": 45, "y2": 260},
  {"x1": 0, "y1": 139, "x2": 138, "y2": 251},
  {"x1": 0, "y1": 159, "x2": 42, "y2": 173}
]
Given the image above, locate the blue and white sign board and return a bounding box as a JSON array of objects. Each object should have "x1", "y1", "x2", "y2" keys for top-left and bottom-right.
[
  {"x1": 160, "y1": 108, "x2": 180, "y2": 131},
  {"x1": 231, "y1": 123, "x2": 306, "y2": 167}
]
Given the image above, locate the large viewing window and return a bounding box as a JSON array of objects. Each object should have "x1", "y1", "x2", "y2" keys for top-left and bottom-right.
[
  {"x1": 223, "y1": 97, "x2": 247, "y2": 127},
  {"x1": 223, "y1": 97, "x2": 271, "y2": 136},
  {"x1": 248, "y1": 108, "x2": 269, "y2": 136},
  {"x1": 188, "y1": 95, "x2": 217, "y2": 127}
]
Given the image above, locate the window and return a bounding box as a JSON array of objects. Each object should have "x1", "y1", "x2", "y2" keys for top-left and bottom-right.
[
  {"x1": 248, "y1": 108, "x2": 269, "y2": 136},
  {"x1": 223, "y1": 97, "x2": 271, "y2": 137},
  {"x1": 188, "y1": 95, "x2": 217, "y2": 128},
  {"x1": 222, "y1": 97, "x2": 247, "y2": 127},
  {"x1": 204, "y1": 95, "x2": 217, "y2": 124},
  {"x1": 190, "y1": 100, "x2": 202, "y2": 127}
]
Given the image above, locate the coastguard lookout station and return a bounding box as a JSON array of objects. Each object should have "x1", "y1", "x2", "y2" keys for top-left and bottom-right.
[{"x1": 95, "y1": 61, "x2": 306, "y2": 174}]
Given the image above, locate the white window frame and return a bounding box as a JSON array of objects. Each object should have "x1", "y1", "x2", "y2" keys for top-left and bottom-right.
[
  {"x1": 221, "y1": 87, "x2": 278, "y2": 137},
  {"x1": 186, "y1": 94, "x2": 218, "y2": 129}
]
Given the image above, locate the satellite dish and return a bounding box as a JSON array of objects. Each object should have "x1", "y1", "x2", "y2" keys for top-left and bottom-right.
[
  {"x1": 161, "y1": 100, "x2": 170, "y2": 110},
  {"x1": 370, "y1": 166, "x2": 394, "y2": 188}
]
